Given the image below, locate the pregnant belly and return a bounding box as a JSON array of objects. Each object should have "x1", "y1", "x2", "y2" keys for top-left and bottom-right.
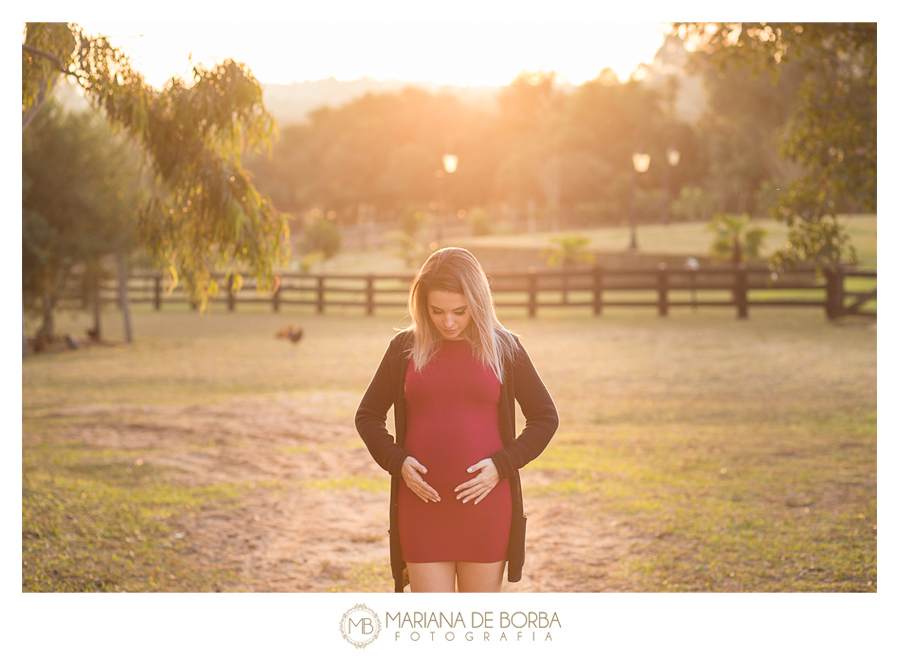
[{"x1": 404, "y1": 415, "x2": 503, "y2": 497}]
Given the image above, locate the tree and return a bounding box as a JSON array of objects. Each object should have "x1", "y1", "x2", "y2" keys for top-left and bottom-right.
[
  {"x1": 22, "y1": 22, "x2": 288, "y2": 308},
  {"x1": 672, "y1": 22, "x2": 875, "y2": 273},
  {"x1": 397, "y1": 204, "x2": 427, "y2": 237},
  {"x1": 385, "y1": 230, "x2": 427, "y2": 269},
  {"x1": 466, "y1": 207, "x2": 494, "y2": 236},
  {"x1": 246, "y1": 86, "x2": 495, "y2": 219},
  {"x1": 493, "y1": 72, "x2": 563, "y2": 208},
  {"x1": 542, "y1": 236, "x2": 594, "y2": 267},
  {"x1": 300, "y1": 215, "x2": 342, "y2": 265},
  {"x1": 691, "y1": 54, "x2": 804, "y2": 215},
  {"x1": 244, "y1": 69, "x2": 708, "y2": 230},
  {"x1": 542, "y1": 235, "x2": 594, "y2": 305},
  {"x1": 23, "y1": 100, "x2": 144, "y2": 343},
  {"x1": 705, "y1": 213, "x2": 768, "y2": 264}
]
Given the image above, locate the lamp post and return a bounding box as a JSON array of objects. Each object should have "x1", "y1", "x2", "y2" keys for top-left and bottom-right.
[
  {"x1": 663, "y1": 145, "x2": 681, "y2": 225},
  {"x1": 685, "y1": 256, "x2": 699, "y2": 311},
  {"x1": 630, "y1": 149, "x2": 651, "y2": 251},
  {"x1": 435, "y1": 153, "x2": 458, "y2": 242}
]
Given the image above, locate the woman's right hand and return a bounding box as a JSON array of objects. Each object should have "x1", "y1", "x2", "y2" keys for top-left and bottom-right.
[{"x1": 401, "y1": 456, "x2": 441, "y2": 503}]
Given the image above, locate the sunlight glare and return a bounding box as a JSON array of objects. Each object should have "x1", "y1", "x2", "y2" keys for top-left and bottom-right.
[{"x1": 76, "y1": 22, "x2": 668, "y2": 88}]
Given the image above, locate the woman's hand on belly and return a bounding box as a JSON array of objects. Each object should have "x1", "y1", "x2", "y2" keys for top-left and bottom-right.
[
  {"x1": 454, "y1": 458, "x2": 500, "y2": 505},
  {"x1": 401, "y1": 456, "x2": 441, "y2": 503}
]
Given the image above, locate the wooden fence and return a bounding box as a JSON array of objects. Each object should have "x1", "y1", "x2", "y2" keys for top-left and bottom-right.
[{"x1": 68, "y1": 264, "x2": 876, "y2": 320}]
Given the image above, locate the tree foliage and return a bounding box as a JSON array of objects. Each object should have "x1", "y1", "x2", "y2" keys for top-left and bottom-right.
[
  {"x1": 690, "y1": 53, "x2": 804, "y2": 214},
  {"x1": 673, "y1": 22, "x2": 875, "y2": 272},
  {"x1": 246, "y1": 87, "x2": 497, "y2": 215},
  {"x1": 23, "y1": 100, "x2": 144, "y2": 337},
  {"x1": 22, "y1": 22, "x2": 288, "y2": 305},
  {"x1": 385, "y1": 230, "x2": 428, "y2": 269},
  {"x1": 245, "y1": 69, "x2": 702, "y2": 227},
  {"x1": 705, "y1": 213, "x2": 768, "y2": 264},
  {"x1": 300, "y1": 216, "x2": 342, "y2": 260},
  {"x1": 542, "y1": 236, "x2": 595, "y2": 268},
  {"x1": 397, "y1": 204, "x2": 427, "y2": 237}
]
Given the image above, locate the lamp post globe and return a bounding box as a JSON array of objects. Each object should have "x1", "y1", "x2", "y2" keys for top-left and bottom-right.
[
  {"x1": 632, "y1": 151, "x2": 651, "y2": 174},
  {"x1": 629, "y1": 150, "x2": 651, "y2": 250},
  {"x1": 442, "y1": 153, "x2": 458, "y2": 174},
  {"x1": 666, "y1": 146, "x2": 681, "y2": 167}
]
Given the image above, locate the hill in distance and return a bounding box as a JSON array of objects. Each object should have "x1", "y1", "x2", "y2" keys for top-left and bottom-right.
[
  {"x1": 261, "y1": 78, "x2": 511, "y2": 126},
  {"x1": 49, "y1": 37, "x2": 705, "y2": 127},
  {"x1": 50, "y1": 76, "x2": 512, "y2": 127}
]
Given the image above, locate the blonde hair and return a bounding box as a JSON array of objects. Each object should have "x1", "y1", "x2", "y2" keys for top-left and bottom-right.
[{"x1": 407, "y1": 247, "x2": 518, "y2": 381}]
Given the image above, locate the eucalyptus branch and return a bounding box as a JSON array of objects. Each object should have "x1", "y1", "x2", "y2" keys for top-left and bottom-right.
[
  {"x1": 21, "y1": 43, "x2": 76, "y2": 77},
  {"x1": 24, "y1": 21, "x2": 286, "y2": 308}
]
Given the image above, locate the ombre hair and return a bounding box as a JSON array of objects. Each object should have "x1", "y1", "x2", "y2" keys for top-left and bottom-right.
[{"x1": 407, "y1": 247, "x2": 518, "y2": 381}]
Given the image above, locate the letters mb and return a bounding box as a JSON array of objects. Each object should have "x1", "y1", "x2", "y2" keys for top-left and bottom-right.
[{"x1": 349, "y1": 617, "x2": 375, "y2": 636}]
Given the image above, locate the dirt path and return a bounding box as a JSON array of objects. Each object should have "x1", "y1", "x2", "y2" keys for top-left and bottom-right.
[{"x1": 40, "y1": 398, "x2": 644, "y2": 592}]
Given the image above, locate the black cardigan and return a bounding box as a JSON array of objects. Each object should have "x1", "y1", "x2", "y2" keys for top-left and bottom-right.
[{"x1": 355, "y1": 329, "x2": 559, "y2": 591}]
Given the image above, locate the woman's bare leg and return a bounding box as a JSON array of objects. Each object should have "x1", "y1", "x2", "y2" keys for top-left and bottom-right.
[
  {"x1": 407, "y1": 562, "x2": 457, "y2": 592},
  {"x1": 456, "y1": 561, "x2": 505, "y2": 593}
]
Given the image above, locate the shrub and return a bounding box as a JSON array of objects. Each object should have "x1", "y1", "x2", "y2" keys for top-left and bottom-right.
[
  {"x1": 301, "y1": 216, "x2": 342, "y2": 260},
  {"x1": 466, "y1": 207, "x2": 494, "y2": 236}
]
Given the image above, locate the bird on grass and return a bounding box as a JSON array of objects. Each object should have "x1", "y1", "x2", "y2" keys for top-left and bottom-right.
[{"x1": 275, "y1": 323, "x2": 304, "y2": 343}]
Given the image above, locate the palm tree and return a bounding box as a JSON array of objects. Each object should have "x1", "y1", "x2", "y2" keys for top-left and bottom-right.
[
  {"x1": 542, "y1": 236, "x2": 595, "y2": 267},
  {"x1": 706, "y1": 213, "x2": 767, "y2": 264},
  {"x1": 542, "y1": 236, "x2": 595, "y2": 304}
]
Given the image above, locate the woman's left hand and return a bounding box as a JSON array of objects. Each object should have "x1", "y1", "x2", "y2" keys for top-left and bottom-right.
[{"x1": 454, "y1": 458, "x2": 500, "y2": 505}]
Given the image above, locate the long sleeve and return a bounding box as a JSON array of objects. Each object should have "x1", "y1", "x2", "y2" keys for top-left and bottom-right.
[
  {"x1": 355, "y1": 341, "x2": 411, "y2": 477},
  {"x1": 491, "y1": 339, "x2": 559, "y2": 481}
]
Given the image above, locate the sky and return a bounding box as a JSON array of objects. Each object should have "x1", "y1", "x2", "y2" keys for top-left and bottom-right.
[{"x1": 74, "y1": 22, "x2": 671, "y2": 88}]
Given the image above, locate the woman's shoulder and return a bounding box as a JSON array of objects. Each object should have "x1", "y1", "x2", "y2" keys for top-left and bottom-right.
[
  {"x1": 494, "y1": 325, "x2": 522, "y2": 349},
  {"x1": 388, "y1": 327, "x2": 415, "y2": 350},
  {"x1": 492, "y1": 326, "x2": 525, "y2": 368}
]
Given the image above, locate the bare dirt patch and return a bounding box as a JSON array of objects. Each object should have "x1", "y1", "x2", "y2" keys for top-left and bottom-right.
[{"x1": 33, "y1": 398, "x2": 641, "y2": 592}]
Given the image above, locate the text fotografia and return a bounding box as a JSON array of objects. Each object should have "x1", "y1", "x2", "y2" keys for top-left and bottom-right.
[{"x1": 387, "y1": 611, "x2": 561, "y2": 642}]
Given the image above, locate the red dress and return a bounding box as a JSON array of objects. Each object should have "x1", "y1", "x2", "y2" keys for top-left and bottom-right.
[{"x1": 398, "y1": 338, "x2": 512, "y2": 563}]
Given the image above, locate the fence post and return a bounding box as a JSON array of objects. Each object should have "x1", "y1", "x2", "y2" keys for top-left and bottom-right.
[
  {"x1": 593, "y1": 265, "x2": 603, "y2": 316},
  {"x1": 154, "y1": 275, "x2": 162, "y2": 311},
  {"x1": 366, "y1": 275, "x2": 375, "y2": 316},
  {"x1": 528, "y1": 271, "x2": 538, "y2": 318},
  {"x1": 690, "y1": 270, "x2": 697, "y2": 312},
  {"x1": 825, "y1": 267, "x2": 845, "y2": 320},
  {"x1": 227, "y1": 273, "x2": 235, "y2": 312},
  {"x1": 824, "y1": 269, "x2": 835, "y2": 319},
  {"x1": 836, "y1": 267, "x2": 845, "y2": 318},
  {"x1": 657, "y1": 263, "x2": 668, "y2": 317},
  {"x1": 316, "y1": 275, "x2": 325, "y2": 314},
  {"x1": 735, "y1": 263, "x2": 748, "y2": 319}
]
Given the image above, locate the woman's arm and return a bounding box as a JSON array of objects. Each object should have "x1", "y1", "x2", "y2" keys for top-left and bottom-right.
[
  {"x1": 355, "y1": 342, "x2": 411, "y2": 477},
  {"x1": 490, "y1": 339, "x2": 559, "y2": 481}
]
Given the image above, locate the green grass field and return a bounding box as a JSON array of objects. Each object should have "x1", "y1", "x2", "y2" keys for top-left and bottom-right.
[
  {"x1": 456, "y1": 214, "x2": 878, "y2": 268},
  {"x1": 22, "y1": 302, "x2": 876, "y2": 592},
  {"x1": 292, "y1": 215, "x2": 877, "y2": 275}
]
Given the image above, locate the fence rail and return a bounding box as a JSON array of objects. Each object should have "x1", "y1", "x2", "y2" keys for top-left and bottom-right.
[{"x1": 63, "y1": 264, "x2": 876, "y2": 320}]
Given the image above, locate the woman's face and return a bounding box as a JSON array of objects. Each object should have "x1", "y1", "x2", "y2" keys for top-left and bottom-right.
[{"x1": 427, "y1": 290, "x2": 471, "y2": 340}]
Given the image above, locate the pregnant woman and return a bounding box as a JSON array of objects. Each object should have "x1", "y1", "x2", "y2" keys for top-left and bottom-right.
[{"x1": 356, "y1": 247, "x2": 558, "y2": 592}]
